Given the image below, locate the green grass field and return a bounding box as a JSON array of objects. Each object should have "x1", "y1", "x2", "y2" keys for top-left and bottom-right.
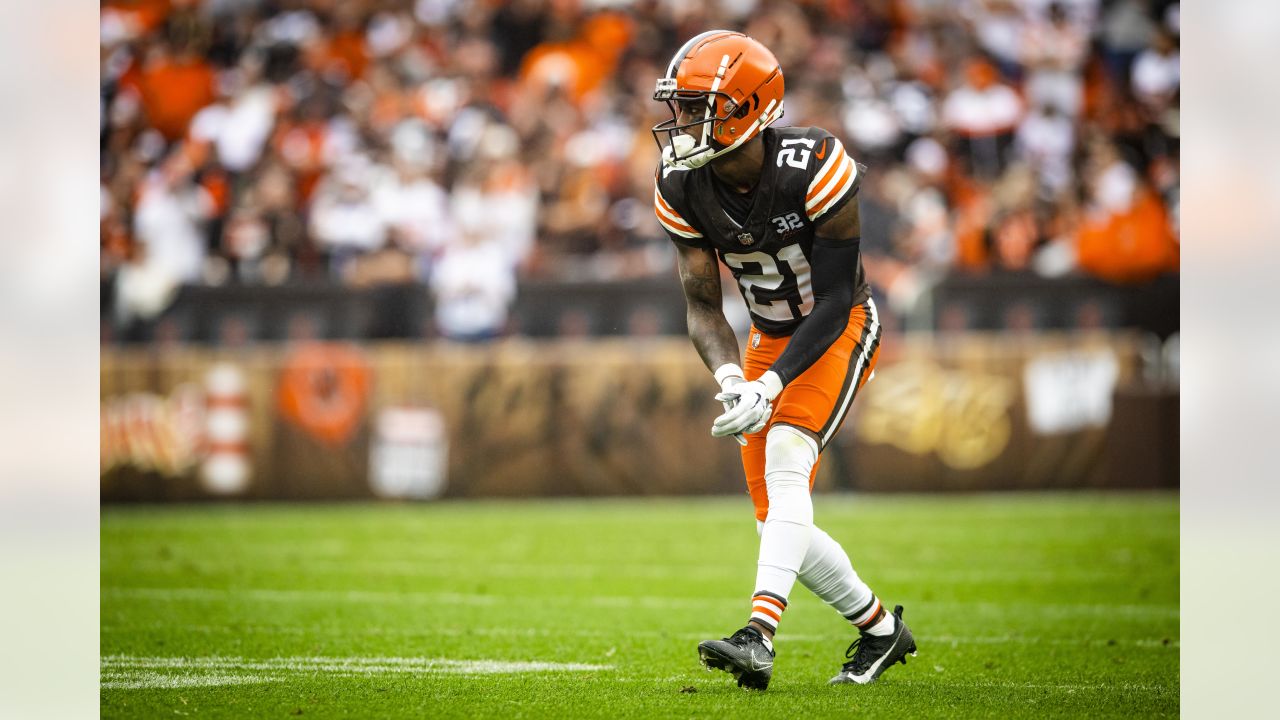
[{"x1": 101, "y1": 493, "x2": 1178, "y2": 718}]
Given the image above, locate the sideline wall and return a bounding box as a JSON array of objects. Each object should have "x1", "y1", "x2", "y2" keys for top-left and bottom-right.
[{"x1": 100, "y1": 333, "x2": 1176, "y2": 502}]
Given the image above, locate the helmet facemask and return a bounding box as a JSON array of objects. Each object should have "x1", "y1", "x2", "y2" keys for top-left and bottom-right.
[{"x1": 652, "y1": 79, "x2": 741, "y2": 169}]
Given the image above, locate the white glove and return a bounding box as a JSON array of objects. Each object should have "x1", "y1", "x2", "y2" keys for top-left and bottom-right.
[
  {"x1": 714, "y1": 364, "x2": 749, "y2": 446},
  {"x1": 712, "y1": 369, "x2": 783, "y2": 440}
]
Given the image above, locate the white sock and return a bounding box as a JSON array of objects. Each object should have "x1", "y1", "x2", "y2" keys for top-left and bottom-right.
[
  {"x1": 749, "y1": 426, "x2": 818, "y2": 632},
  {"x1": 864, "y1": 610, "x2": 895, "y2": 637}
]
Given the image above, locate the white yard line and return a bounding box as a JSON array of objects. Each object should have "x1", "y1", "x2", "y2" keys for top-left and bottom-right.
[
  {"x1": 102, "y1": 655, "x2": 612, "y2": 674},
  {"x1": 101, "y1": 655, "x2": 613, "y2": 691},
  {"x1": 100, "y1": 671, "x2": 279, "y2": 690}
]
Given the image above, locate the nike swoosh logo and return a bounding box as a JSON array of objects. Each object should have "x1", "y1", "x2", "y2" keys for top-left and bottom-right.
[
  {"x1": 748, "y1": 650, "x2": 773, "y2": 671},
  {"x1": 815, "y1": 139, "x2": 828, "y2": 160},
  {"x1": 856, "y1": 625, "x2": 904, "y2": 681}
]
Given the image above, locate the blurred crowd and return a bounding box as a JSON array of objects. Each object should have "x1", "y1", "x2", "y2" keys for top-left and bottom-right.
[{"x1": 101, "y1": 0, "x2": 1179, "y2": 339}]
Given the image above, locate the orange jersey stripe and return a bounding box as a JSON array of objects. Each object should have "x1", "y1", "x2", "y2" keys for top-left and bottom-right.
[
  {"x1": 654, "y1": 205, "x2": 697, "y2": 234},
  {"x1": 654, "y1": 188, "x2": 689, "y2": 222},
  {"x1": 806, "y1": 147, "x2": 848, "y2": 202},
  {"x1": 803, "y1": 163, "x2": 855, "y2": 217},
  {"x1": 809, "y1": 159, "x2": 854, "y2": 213},
  {"x1": 654, "y1": 193, "x2": 699, "y2": 235}
]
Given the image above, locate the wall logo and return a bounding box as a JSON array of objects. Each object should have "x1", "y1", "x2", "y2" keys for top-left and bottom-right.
[
  {"x1": 101, "y1": 363, "x2": 251, "y2": 494},
  {"x1": 277, "y1": 343, "x2": 372, "y2": 447},
  {"x1": 856, "y1": 362, "x2": 1015, "y2": 470},
  {"x1": 370, "y1": 407, "x2": 448, "y2": 500},
  {"x1": 1023, "y1": 349, "x2": 1119, "y2": 434},
  {"x1": 101, "y1": 385, "x2": 204, "y2": 477}
]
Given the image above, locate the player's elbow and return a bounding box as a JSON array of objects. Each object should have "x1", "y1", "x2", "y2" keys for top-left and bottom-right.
[
  {"x1": 813, "y1": 283, "x2": 855, "y2": 316},
  {"x1": 685, "y1": 299, "x2": 722, "y2": 331}
]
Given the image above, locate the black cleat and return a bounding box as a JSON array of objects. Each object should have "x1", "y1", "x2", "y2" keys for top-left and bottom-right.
[
  {"x1": 828, "y1": 605, "x2": 917, "y2": 685},
  {"x1": 697, "y1": 625, "x2": 775, "y2": 690}
]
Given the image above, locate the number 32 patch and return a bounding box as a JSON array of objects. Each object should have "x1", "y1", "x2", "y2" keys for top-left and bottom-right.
[{"x1": 771, "y1": 212, "x2": 804, "y2": 234}]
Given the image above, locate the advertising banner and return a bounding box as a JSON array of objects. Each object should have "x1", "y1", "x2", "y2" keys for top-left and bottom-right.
[{"x1": 101, "y1": 333, "x2": 1175, "y2": 501}]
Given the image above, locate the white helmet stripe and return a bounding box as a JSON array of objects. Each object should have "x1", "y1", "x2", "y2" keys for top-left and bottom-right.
[{"x1": 665, "y1": 29, "x2": 732, "y2": 79}]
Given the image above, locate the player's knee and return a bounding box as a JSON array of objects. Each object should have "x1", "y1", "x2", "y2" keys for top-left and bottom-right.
[
  {"x1": 764, "y1": 424, "x2": 818, "y2": 489},
  {"x1": 763, "y1": 425, "x2": 817, "y2": 525}
]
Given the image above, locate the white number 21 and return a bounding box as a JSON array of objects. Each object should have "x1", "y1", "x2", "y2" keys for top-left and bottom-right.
[
  {"x1": 776, "y1": 138, "x2": 815, "y2": 169},
  {"x1": 723, "y1": 243, "x2": 815, "y2": 322}
]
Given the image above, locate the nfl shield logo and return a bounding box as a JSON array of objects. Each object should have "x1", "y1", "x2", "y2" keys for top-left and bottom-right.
[{"x1": 737, "y1": 232, "x2": 754, "y2": 246}]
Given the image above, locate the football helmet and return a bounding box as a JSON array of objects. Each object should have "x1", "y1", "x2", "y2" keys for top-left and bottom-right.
[{"x1": 653, "y1": 30, "x2": 785, "y2": 169}]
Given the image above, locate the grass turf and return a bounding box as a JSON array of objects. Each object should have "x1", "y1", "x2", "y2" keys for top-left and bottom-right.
[{"x1": 101, "y1": 493, "x2": 1178, "y2": 718}]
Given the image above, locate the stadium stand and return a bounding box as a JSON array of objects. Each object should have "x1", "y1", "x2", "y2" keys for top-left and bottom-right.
[{"x1": 100, "y1": 0, "x2": 1179, "y2": 343}]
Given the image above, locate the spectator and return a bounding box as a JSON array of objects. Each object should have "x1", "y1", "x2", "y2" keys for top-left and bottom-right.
[
  {"x1": 133, "y1": 146, "x2": 212, "y2": 285},
  {"x1": 450, "y1": 123, "x2": 537, "y2": 269},
  {"x1": 1131, "y1": 28, "x2": 1179, "y2": 112},
  {"x1": 943, "y1": 59, "x2": 1024, "y2": 179},
  {"x1": 113, "y1": 242, "x2": 181, "y2": 340},
  {"x1": 1076, "y1": 141, "x2": 1177, "y2": 283},
  {"x1": 429, "y1": 230, "x2": 517, "y2": 343},
  {"x1": 130, "y1": 31, "x2": 217, "y2": 142},
  {"x1": 309, "y1": 154, "x2": 387, "y2": 278},
  {"x1": 1016, "y1": 102, "x2": 1076, "y2": 194},
  {"x1": 1099, "y1": 0, "x2": 1158, "y2": 83},
  {"x1": 371, "y1": 120, "x2": 454, "y2": 256},
  {"x1": 188, "y1": 58, "x2": 279, "y2": 174},
  {"x1": 1022, "y1": 1, "x2": 1089, "y2": 117},
  {"x1": 966, "y1": 0, "x2": 1028, "y2": 79}
]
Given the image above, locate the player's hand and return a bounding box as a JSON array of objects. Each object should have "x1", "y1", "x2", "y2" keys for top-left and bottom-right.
[
  {"x1": 713, "y1": 388, "x2": 771, "y2": 438},
  {"x1": 713, "y1": 372, "x2": 783, "y2": 438},
  {"x1": 713, "y1": 364, "x2": 749, "y2": 445},
  {"x1": 718, "y1": 393, "x2": 749, "y2": 446}
]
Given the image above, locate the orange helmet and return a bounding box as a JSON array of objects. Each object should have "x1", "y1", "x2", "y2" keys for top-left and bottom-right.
[{"x1": 653, "y1": 30, "x2": 785, "y2": 169}]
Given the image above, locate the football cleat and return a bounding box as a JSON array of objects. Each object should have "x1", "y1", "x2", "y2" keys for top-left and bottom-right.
[
  {"x1": 828, "y1": 605, "x2": 917, "y2": 685},
  {"x1": 697, "y1": 625, "x2": 775, "y2": 690}
]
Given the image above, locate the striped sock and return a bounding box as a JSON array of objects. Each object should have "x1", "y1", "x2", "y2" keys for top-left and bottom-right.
[
  {"x1": 845, "y1": 594, "x2": 885, "y2": 631},
  {"x1": 750, "y1": 591, "x2": 788, "y2": 634}
]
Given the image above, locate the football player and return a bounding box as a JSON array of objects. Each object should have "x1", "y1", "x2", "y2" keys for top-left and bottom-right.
[{"x1": 652, "y1": 31, "x2": 916, "y2": 690}]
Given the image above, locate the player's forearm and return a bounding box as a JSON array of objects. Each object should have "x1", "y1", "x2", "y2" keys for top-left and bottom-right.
[{"x1": 686, "y1": 301, "x2": 741, "y2": 374}]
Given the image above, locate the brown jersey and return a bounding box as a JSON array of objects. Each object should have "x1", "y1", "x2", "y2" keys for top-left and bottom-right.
[{"x1": 655, "y1": 126, "x2": 872, "y2": 336}]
